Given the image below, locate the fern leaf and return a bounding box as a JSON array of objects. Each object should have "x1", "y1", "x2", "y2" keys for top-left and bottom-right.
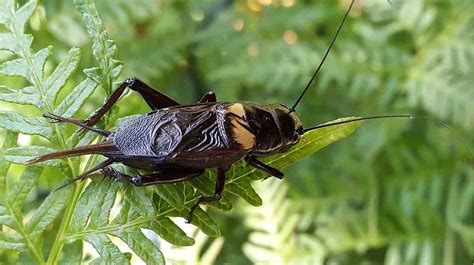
[
  {"x1": 43, "y1": 47, "x2": 81, "y2": 106},
  {"x1": 0, "y1": 130, "x2": 17, "y2": 204},
  {"x1": 0, "y1": 232, "x2": 25, "y2": 251},
  {"x1": 25, "y1": 187, "x2": 72, "y2": 239},
  {"x1": 6, "y1": 167, "x2": 42, "y2": 217},
  {"x1": 0, "y1": 86, "x2": 41, "y2": 106},
  {"x1": 0, "y1": 33, "x2": 32, "y2": 55},
  {"x1": 86, "y1": 234, "x2": 131, "y2": 264},
  {"x1": 0, "y1": 112, "x2": 52, "y2": 138},
  {"x1": 75, "y1": 0, "x2": 123, "y2": 93},
  {"x1": 69, "y1": 178, "x2": 166, "y2": 263},
  {"x1": 4, "y1": 146, "x2": 60, "y2": 166},
  {"x1": 64, "y1": 118, "x2": 361, "y2": 263},
  {"x1": 148, "y1": 219, "x2": 195, "y2": 246},
  {"x1": 54, "y1": 79, "x2": 97, "y2": 116}
]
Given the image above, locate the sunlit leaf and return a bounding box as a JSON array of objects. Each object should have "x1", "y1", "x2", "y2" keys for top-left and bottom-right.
[
  {"x1": 0, "y1": 86, "x2": 41, "y2": 106},
  {"x1": 5, "y1": 146, "x2": 59, "y2": 166},
  {"x1": 0, "y1": 232, "x2": 25, "y2": 251},
  {"x1": 148, "y1": 218, "x2": 195, "y2": 246},
  {"x1": 85, "y1": 234, "x2": 130, "y2": 264},
  {"x1": 0, "y1": 131, "x2": 18, "y2": 194},
  {"x1": 109, "y1": 227, "x2": 165, "y2": 264},
  {"x1": 0, "y1": 112, "x2": 52, "y2": 138},
  {"x1": 14, "y1": 0, "x2": 37, "y2": 32},
  {"x1": 0, "y1": 33, "x2": 32, "y2": 55},
  {"x1": 44, "y1": 47, "x2": 81, "y2": 105},
  {"x1": 26, "y1": 186, "x2": 73, "y2": 238},
  {"x1": 54, "y1": 78, "x2": 97, "y2": 116},
  {"x1": 6, "y1": 166, "x2": 42, "y2": 217},
  {"x1": 60, "y1": 241, "x2": 83, "y2": 265}
]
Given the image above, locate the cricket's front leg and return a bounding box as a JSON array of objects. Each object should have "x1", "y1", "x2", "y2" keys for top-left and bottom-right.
[{"x1": 245, "y1": 155, "x2": 284, "y2": 180}]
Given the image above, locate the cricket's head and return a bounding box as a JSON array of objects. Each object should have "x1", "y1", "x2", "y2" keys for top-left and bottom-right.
[{"x1": 273, "y1": 104, "x2": 304, "y2": 146}]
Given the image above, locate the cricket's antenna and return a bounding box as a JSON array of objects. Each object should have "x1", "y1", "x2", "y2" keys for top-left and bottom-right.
[
  {"x1": 302, "y1": 115, "x2": 474, "y2": 162},
  {"x1": 303, "y1": 114, "x2": 413, "y2": 132},
  {"x1": 291, "y1": 0, "x2": 356, "y2": 111}
]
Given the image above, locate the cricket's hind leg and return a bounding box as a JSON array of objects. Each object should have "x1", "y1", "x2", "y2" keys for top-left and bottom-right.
[
  {"x1": 43, "y1": 113, "x2": 111, "y2": 136},
  {"x1": 198, "y1": 91, "x2": 216, "y2": 103},
  {"x1": 100, "y1": 166, "x2": 209, "y2": 222},
  {"x1": 82, "y1": 78, "x2": 180, "y2": 129}
]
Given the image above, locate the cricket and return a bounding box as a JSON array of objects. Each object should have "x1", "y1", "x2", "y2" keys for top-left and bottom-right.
[{"x1": 26, "y1": 0, "x2": 463, "y2": 223}]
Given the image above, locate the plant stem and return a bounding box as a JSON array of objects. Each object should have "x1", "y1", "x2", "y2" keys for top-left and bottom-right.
[
  {"x1": 46, "y1": 181, "x2": 85, "y2": 264},
  {"x1": 47, "y1": 139, "x2": 102, "y2": 264}
]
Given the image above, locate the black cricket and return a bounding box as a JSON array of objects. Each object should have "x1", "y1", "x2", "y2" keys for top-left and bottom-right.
[{"x1": 28, "y1": 0, "x2": 412, "y2": 222}]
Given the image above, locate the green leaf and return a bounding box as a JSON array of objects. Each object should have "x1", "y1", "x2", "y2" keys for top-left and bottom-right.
[
  {"x1": 110, "y1": 199, "x2": 136, "y2": 226},
  {"x1": 85, "y1": 234, "x2": 130, "y2": 264},
  {"x1": 0, "y1": 131, "x2": 18, "y2": 195},
  {"x1": 5, "y1": 146, "x2": 59, "y2": 166},
  {"x1": 29, "y1": 47, "x2": 50, "y2": 84},
  {"x1": 74, "y1": 0, "x2": 109, "y2": 63},
  {"x1": 109, "y1": 227, "x2": 165, "y2": 264},
  {"x1": 70, "y1": 179, "x2": 103, "y2": 233},
  {"x1": 0, "y1": 205, "x2": 14, "y2": 227},
  {"x1": 120, "y1": 184, "x2": 156, "y2": 217},
  {"x1": 0, "y1": 33, "x2": 32, "y2": 55},
  {"x1": 89, "y1": 180, "x2": 119, "y2": 228},
  {"x1": 54, "y1": 78, "x2": 97, "y2": 116},
  {"x1": 0, "y1": 111, "x2": 52, "y2": 138},
  {"x1": 0, "y1": 47, "x2": 50, "y2": 83},
  {"x1": 65, "y1": 118, "x2": 361, "y2": 250},
  {"x1": 154, "y1": 183, "x2": 186, "y2": 211},
  {"x1": 44, "y1": 47, "x2": 81, "y2": 105},
  {"x1": 60, "y1": 241, "x2": 83, "y2": 265},
  {"x1": 180, "y1": 206, "x2": 221, "y2": 237},
  {"x1": 0, "y1": 86, "x2": 41, "y2": 106},
  {"x1": 0, "y1": 0, "x2": 14, "y2": 26},
  {"x1": 226, "y1": 178, "x2": 262, "y2": 207},
  {"x1": 0, "y1": 232, "x2": 25, "y2": 251},
  {"x1": 148, "y1": 218, "x2": 195, "y2": 246},
  {"x1": 74, "y1": 0, "x2": 123, "y2": 93},
  {"x1": 26, "y1": 186, "x2": 73, "y2": 238},
  {"x1": 14, "y1": 0, "x2": 37, "y2": 32},
  {"x1": 0, "y1": 57, "x2": 29, "y2": 79},
  {"x1": 83, "y1": 66, "x2": 103, "y2": 85},
  {"x1": 6, "y1": 166, "x2": 42, "y2": 218},
  {"x1": 189, "y1": 172, "x2": 233, "y2": 210}
]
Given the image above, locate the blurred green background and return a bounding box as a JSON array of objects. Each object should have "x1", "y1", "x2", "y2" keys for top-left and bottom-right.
[{"x1": 1, "y1": 0, "x2": 473, "y2": 264}]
